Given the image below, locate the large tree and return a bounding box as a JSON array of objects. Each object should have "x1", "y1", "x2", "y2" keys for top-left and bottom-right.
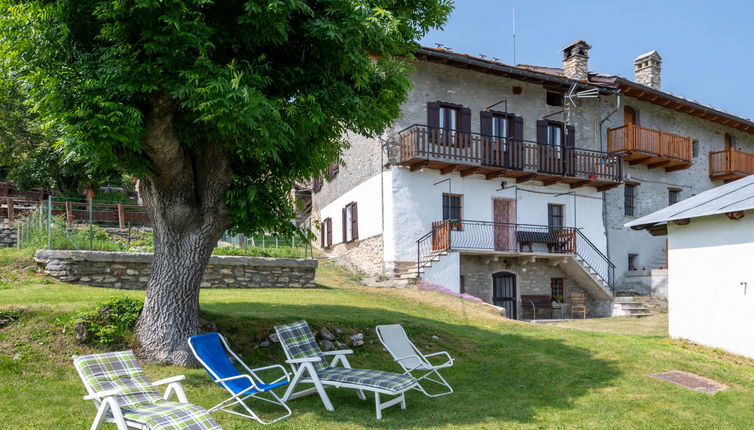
[{"x1": 1, "y1": 0, "x2": 452, "y2": 364}]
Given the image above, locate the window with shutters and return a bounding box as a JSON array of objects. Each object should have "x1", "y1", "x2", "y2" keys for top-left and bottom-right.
[
  {"x1": 428, "y1": 101, "x2": 470, "y2": 147},
  {"x1": 443, "y1": 193, "x2": 463, "y2": 231},
  {"x1": 625, "y1": 184, "x2": 637, "y2": 216},
  {"x1": 321, "y1": 218, "x2": 333, "y2": 248},
  {"x1": 547, "y1": 204, "x2": 564, "y2": 230},
  {"x1": 343, "y1": 202, "x2": 358, "y2": 242}
]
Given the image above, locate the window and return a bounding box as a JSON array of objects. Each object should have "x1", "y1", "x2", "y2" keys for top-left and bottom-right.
[
  {"x1": 547, "y1": 204, "x2": 564, "y2": 230},
  {"x1": 460, "y1": 275, "x2": 465, "y2": 294},
  {"x1": 321, "y1": 218, "x2": 333, "y2": 248},
  {"x1": 628, "y1": 253, "x2": 638, "y2": 271},
  {"x1": 443, "y1": 193, "x2": 463, "y2": 230},
  {"x1": 692, "y1": 139, "x2": 699, "y2": 158},
  {"x1": 491, "y1": 114, "x2": 511, "y2": 139},
  {"x1": 669, "y1": 188, "x2": 681, "y2": 205},
  {"x1": 342, "y1": 202, "x2": 358, "y2": 243},
  {"x1": 546, "y1": 91, "x2": 563, "y2": 106},
  {"x1": 439, "y1": 105, "x2": 459, "y2": 131},
  {"x1": 546, "y1": 123, "x2": 563, "y2": 147},
  {"x1": 624, "y1": 184, "x2": 637, "y2": 216},
  {"x1": 551, "y1": 278, "x2": 565, "y2": 302}
]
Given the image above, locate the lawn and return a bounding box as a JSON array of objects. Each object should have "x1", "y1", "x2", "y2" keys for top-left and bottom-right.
[{"x1": 1, "y1": 248, "x2": 753, "y2": 429}]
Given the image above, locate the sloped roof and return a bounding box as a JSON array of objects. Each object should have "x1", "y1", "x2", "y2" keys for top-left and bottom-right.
[
  {"x1": 416, "y1": 46, "x2": 754, "y2": 134},
  {"x1": 625, "y1": 175, "x2": 754, "y2": 231}
]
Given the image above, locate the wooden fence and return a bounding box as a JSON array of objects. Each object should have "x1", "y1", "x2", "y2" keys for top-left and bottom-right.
[{"x1": 1, "y1": 198, "x2": 150, "y2": 227}]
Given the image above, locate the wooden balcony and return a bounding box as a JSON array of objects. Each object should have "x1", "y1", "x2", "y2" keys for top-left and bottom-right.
[
  {"x1": 607, "y1": 123, "x2": 692, "y2": 172},
  {"x1": 709, "y1": 148, "x2": 754, "y2": 182},
  {"x1": 398, "y1": 125, "x2": 622, "y2": 191}
]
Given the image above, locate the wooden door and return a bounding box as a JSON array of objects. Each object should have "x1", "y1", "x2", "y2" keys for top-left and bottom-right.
[
  {"x1": 624, "y1": 106, "x2": 636, "y2": 125},
  {"x1": 493, "y1": 198, "x2": 516, "y2": 251},
  {"x1": 431, "y1": 220, "x2": 450, "y2": 251}
]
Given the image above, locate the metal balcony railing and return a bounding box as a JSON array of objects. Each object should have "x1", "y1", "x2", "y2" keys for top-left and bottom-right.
[{"x1": 417, "y1": 220, "x2": 614, "y2": 290}]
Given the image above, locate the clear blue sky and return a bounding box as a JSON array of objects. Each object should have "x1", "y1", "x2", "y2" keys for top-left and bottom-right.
[{"x1": 419, "y1": 0, "x2": 754, "y2": 120}]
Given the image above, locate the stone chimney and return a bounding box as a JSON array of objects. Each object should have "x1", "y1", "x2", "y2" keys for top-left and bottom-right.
[
  {"x1": 634, "y1": 51, "x2": 662, "y2": 90},
  {"x1": 561, "y1": 40, "x2": 591, "y2": 80}
]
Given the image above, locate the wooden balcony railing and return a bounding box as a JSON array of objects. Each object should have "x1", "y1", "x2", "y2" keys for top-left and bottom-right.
[
  {"x1": 709, "y1": 148, "x2": 754, "y2": 181},
  {"x1": 607, "y1": 123, "x2": 692, "y2": 171},
  {"x1": 398, "y1": 125, "x2": 622, "y2": 189}
]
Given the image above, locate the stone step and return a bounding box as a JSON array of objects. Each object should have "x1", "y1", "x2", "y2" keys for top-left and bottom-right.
[{"x1": 614, "y1": 296, "x2": 640, "y2": 303}]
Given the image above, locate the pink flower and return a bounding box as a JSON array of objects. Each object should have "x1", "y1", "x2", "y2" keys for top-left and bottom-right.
[{"x1": 417, "y1": 282, "x2": 483, "y2": 303}]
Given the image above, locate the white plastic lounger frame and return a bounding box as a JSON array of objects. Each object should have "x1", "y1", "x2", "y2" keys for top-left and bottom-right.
[
  {"x1": 75, "y1": 369, "x2": 189, "y2": 430},
  {"x1": 275, "y1": 321, "x2": 417, "y2": 419},
  {"x1": 188, "y1": 332, "x2": 292, "y2": 425},
  {"x1": 376, "y1": 324, "x2": 455, "y2": 397}
]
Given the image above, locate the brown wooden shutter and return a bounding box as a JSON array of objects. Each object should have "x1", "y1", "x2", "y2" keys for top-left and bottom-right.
[
  {"x1": 341, "y1": 207, "x2": 347, "y2": 242},
  {"x1": 351, "y1": 203, "x2": 358, "y2": 241},
  {"x1": 480, "y1": 111, "x2": 492, "y2": 136},
  {"x1": 427, "y1": 102, "x2": 440, "y2": 128},
  {"x1": 320, "y1": 222, "x2": 325, "y2": 248},
  {"x1": 327, "y1": 219, "x2": 332, "y2": 247},
  {"x1": 512, "y1": 116, "x2": 524, "y2": 141},
  {"x1": 460, "y1": 107, "x2": 471, "y2": 134},
  {"x1": 536, "y1": 120, "x2": 548, "y2": 145},
  {"x1": 565, "y1": 125, "x2": 576, "y2": 148}
]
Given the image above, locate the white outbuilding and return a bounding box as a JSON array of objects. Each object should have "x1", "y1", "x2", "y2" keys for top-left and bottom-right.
[{"x1": 626, "y1": 175, "x2": 754, "y2": 359}]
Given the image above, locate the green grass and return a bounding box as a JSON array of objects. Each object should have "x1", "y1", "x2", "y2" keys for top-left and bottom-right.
[{"x1": 1, "y1": 248, "x2": 754, "y2": 429}]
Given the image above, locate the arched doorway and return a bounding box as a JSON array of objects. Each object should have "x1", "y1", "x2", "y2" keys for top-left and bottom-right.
[
  {"x1": 624, "y1": 106, "x2": 637, "y2": 125},
  {"x1": 492, "y1": 272, "x2": 517, "y2": 319}
]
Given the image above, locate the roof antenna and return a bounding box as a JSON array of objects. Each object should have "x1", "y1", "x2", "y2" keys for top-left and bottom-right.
[{"x1": 512, "y1": 8, "x2": 517, "y2": 65}]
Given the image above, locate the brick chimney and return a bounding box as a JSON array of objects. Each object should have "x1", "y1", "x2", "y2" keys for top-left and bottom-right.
[
  {"x1": 634, "y1": 51, "x2": 662, "y2": 90},
  {"x1": 561, "y1": 40, "x2": 591, "y2": 80}
]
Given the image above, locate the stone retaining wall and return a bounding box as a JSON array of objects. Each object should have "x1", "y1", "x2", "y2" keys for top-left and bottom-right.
[
  {"x1": 0, "y1": 222, "x2": 17, "y2": 248},
  {"x1": 34, "y1": 250, "x2": 317, "y2": 289}
]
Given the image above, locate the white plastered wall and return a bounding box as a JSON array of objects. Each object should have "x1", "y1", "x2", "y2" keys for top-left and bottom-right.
[{"x1": 668, "y1": 211, "x2": 754, "y2": 359}]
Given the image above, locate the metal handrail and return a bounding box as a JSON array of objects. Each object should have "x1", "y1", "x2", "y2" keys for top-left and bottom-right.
[{"x1": 415, "y1": 220, "x2": 615, "y2": 291}]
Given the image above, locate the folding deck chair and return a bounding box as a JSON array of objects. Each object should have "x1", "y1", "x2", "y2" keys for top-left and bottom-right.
[
  {"x1": 274, "y1": 320, "x2": 418, "y2": 419},
  {"x1": 188, "y1": 332, "x2": 291, "y2": 425},
  {"x1": 376, "y1": 324, "x2": 454, "y2": 397},
  {"x1": 73, "y1": 350, "x2": 222, "y2": 430}
]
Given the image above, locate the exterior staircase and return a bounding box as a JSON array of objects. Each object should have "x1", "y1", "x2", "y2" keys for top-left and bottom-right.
[{"x1": 612, "y1": 296, "x2": 652, "y2": 317}]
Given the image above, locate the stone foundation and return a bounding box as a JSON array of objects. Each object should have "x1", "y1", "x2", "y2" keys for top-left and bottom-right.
[
  {"x1": 34, "y1": 250, "x2": 317, "y2": 289},
  {"x1": 0, "y1": 222, "x2": 17, "y2": 248},
  {"x1": 460, "y1": 255, "x2": 606, "y2": 318},
  {"x1": 324, "y1": 234, "x2": 383, "y2": 276}
]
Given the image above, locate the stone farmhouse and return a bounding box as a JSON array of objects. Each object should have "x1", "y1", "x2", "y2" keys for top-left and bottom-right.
[{"x1": 304, "y1": 40, "x2": 754, "y2": 319}]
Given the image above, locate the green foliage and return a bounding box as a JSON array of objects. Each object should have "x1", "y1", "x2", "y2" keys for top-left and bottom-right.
[
  {"x1": 17, "y1": 210, "x2": 122, "y2": 251},
  {"x1": 212, "y1": 245, "x2": 308, "y2": 258},
  {"x1": 73, "y1": 296, "x2": 143, "y2": 347},
  {"x1": 1, "y1": 0, "x2": 453, "y2": 236}
]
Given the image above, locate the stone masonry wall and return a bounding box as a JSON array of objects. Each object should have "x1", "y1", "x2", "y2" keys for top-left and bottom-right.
[
  {"x1": 34, "y1": 250, "x2": 317, "y2": 289},
  {"x1": 324, "y1": 234, "x2": 383, "y2": 276},
  {"x1": 460, "y1": 255, "x2": 600, "y2": 318},
  {"x1": 0, "y1": 222, "x2": 17, "y2": 248}
]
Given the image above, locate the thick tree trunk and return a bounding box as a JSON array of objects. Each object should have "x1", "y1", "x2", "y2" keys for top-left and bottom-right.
[{"x1": 135, "y1": 93, "x2": 232, "y2": 366}]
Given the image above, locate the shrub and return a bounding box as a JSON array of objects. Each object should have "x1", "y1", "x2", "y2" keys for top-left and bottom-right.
[{"x1": 73, "y1": 296, "x2": 143, "y2": 347}]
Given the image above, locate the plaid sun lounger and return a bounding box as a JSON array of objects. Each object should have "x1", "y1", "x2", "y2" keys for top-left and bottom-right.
[{"x1": 74, "y1": 351, "x2": 222, "y2": 430}]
